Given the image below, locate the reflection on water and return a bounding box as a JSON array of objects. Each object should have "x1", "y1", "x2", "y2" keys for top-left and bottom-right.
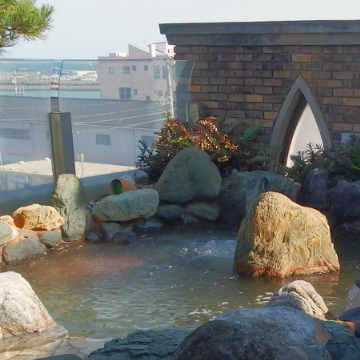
[{"x1": 1, "y1": 228, "x2": 359, "y2": 343}]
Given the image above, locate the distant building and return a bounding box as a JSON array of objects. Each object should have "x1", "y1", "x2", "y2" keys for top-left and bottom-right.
[{"x1": 97, "y1": 42, "x2": 175, "y2": 101}]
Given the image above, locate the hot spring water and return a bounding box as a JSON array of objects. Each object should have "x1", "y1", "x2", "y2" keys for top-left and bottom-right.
[{"x1": 3, "y1": 228, "x2": 360, "y2": 355}]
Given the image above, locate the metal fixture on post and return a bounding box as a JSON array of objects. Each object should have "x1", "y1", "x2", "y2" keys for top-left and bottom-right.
[{"x1": 49, "y1": 112, "x2": 76, "y2": 180}]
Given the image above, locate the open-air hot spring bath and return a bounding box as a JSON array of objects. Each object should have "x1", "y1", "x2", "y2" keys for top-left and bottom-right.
[{"x1": 3, "y1": 227, "x2": 360, "y2": 357}]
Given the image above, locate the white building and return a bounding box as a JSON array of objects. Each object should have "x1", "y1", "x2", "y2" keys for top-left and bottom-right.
[{"x1": 98, "y1": 42, "x2": 175, "y2": 102}]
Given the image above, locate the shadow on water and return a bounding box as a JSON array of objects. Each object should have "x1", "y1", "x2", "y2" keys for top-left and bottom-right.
[{"x1": 1, "y1": 226, "x2": 359, "y2": 341}]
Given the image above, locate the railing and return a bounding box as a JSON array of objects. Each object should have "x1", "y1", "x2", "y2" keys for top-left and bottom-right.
[{"x1": 0, "y1": 58, "x2": 193, "y2": 214}]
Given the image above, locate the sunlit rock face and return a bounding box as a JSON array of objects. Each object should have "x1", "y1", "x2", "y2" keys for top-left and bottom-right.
[
  {"x1": 0, "y1": 272, "x2": 67, "y2": 344},
  {"x1": 12, "y1": 204, "x2": 64, "y2": 231},
  {"x1": 264, "y1": 280, "x2": 330, "y2": 319},
  {"x1": 234, "y1": 191, "x2": 340, "y2": 278}
]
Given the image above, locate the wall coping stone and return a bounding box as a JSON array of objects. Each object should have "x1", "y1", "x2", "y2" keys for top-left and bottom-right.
[{"x1": 160, "y1": 20, "x2": 360, "y2": 46}]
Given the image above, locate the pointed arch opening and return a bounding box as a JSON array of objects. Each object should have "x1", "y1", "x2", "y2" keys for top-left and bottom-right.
[{"x1": 269, "y1": 76, "x2": 332, "y2": 165}]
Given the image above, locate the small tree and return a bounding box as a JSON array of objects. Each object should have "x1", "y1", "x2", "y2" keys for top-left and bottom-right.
[{"x1": 0, "y1": 0, "x2": 54, "y2": 53}]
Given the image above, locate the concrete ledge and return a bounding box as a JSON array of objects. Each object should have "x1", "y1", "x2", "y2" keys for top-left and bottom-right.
[
  {"x1": 0, "y1": 170, "x2": 137, "y2": 216},
  {"x1": 160, "y1": 20, "x2": 360, "y2": 46}
]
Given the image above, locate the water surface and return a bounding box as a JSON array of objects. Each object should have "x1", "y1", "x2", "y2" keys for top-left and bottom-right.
[{"x1": 2, "y1": 227, "x2": 359, "y2": 343}]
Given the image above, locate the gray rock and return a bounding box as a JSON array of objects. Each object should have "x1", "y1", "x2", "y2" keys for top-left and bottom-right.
[
  {"x1": 216, "y1": 306, "x2": 318, "y2": 347},
  {"x1": 172, "y1": 320, "x2": 308, "y2": 360},
  {"x1": 92, "y1": 189, "x2": 159, "y2": 222},
  {"x1": 51, "y1": 174, "x2": 87, "y2": 241},
  {"x1": 155, "y1": 205, "x2": 183, "y2": 220},
  {"x1": 3, "y1": 237, "x2": 47, "y2": 265},
  {"x1": 300, "y1": 168, "x2": 329, "y2": 209},
  {"x1": 101, "y1": 222, "x2": 122, "y2": 241},
  {"x1": 85, "y1": 230, "x2": 103, "y2": 243},
  {"x1": 185, "y1": 202, "x2": 220, "y2": 221},
  {"x1": 180, "y1": 214, "x2": 199, "y2": 225},
  {"x1": 88, "y1": 328, "x2": 191, "y2": 360},
  {"x1": 111, "y1": 230, "x2": 136, "y2": 244},
  {"x1": 154, "y1": 147, "x2": 222, "y2": 204},
  {"x1": 0, "y1": 221, "x2": 17, "y2": 246},
  {"x1": 327, "y1": 180, "x2": 360, "y2": 223},
  {"x1": 337, "y1": 180, "x2": 350, "y2": 188},
  {"x1": 338, "y1": 307, "x2": 360, "y2": 337},
  {"x1": 133, "y1": 170, "x2": 149, "y2": 185},
  {"x1": 265, "y1": 280, "x2": 329, "y2": 319},
  {"x1": 326, "y1": 334, "x2": 360, "y2": 360},
  {"x1": 39, "y1": 231, "x2": 62, "y2": 248},
  {"x1": 220, "y1": 170, "x2": 298, "y2": 228},
  {"x1": 134, "y1": 219, "x2": 163, "y2": 231}
]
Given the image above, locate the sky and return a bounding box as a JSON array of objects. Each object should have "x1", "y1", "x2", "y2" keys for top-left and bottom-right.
[{"x1": 6, "y1": 0, "x2": 360, "y2": 60}]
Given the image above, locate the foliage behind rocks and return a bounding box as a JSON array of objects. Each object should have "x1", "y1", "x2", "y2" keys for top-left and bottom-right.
[
  {"x1": 281, "y1": 134, "x2": 360, "y2": 188},
  {"x1": 136, "y1": 116, "x2": 280, "y2": 182}
]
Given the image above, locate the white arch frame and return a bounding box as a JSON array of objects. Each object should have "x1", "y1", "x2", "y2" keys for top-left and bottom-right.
[{"x1": 269, "y1": 76, "x2": 332, "y2": 153}]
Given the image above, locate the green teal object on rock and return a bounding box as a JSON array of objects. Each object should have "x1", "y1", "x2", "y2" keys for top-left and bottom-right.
[{"x1": 112, "y1": 180, "x2": 122, "y2": 195}]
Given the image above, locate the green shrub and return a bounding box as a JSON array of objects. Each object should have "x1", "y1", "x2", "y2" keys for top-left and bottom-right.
[
  {"x1": 136, "y1": 116, "x2": 280, "y2": 182},
  {"x1": 280, "y1": 134, "x2": 360, "y2": 187}
]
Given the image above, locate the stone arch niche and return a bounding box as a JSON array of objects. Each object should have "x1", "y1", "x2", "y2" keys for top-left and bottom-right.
[
  {"x1": 269, "y1": 76, "x2": 332, "y2": 165},
  {"x1": 161, "y1": 20, "x2": 360, "y2": 155}
]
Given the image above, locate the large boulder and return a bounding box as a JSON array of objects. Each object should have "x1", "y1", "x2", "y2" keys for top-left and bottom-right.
[
  {"x1": 0, "y1": 271, "x2": 63, "y2": 338},
  {"x1": 92, "y1": 189, "x2": 159, "y2": 222},
  {"x1": 12, "y1": 204, "x2": 64, "y2": 231},
  {"x1": 154, "y1": 147, "x2": 222, "y2": 204},
  {"x1": 173, "y1": 307, "x2": 331, "y2": 360},
  {"x1": 234, "y1": 191, "x2": 340, "y2": 277},
  {"x1": 51, "y1": 174, "x2": 87, "y2": 241},
  {"x1": 0, "y1": 272, "x2": 67, "y2": 352},
  {"x1": 265, "y1": 280, "x2": 330, "y2": 319},
  {"x1": 3, "y1": 237, "x2": 47, "y2": 265},
  {"x1": 220, "y1": 170, "x2": 299, "y2": 228},
  {"x1": 0, "y1": 221, "x2": 18, "y2": 246},
  {"x1": 327, "y1": 180, "x2": 360, "y2": 223},
  {"x1": 300, "y1": 168, "x2": 329, "y2": 210}
]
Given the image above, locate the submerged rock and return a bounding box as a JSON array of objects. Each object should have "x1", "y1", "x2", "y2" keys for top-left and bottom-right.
[
  {"x1": 12, "y1": 204, "x2": 64, "y2": 231},
  {"x1": 92, "y1": 189, "x2": 159, "y2": 222},
  {"x1": 51, "y1": 174, "x2": 87, "y2": 241},
  {"x1": 265, "y1": 280, "x2": 330, "y2": 319},
  {"x1": 234, "y1": 191, "x2": 340, "y2": 277},
  {"x1": 154, "y1": 147, "x2": 222, "y2": 204}
]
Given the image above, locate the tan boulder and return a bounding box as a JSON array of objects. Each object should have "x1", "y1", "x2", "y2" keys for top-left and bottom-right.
[
  {"x1": 12, "y1": 204, "x2": 64, "y2": 231},
  {"x1": 234, "y1": 191, "x2": 340, "y2": 277}
]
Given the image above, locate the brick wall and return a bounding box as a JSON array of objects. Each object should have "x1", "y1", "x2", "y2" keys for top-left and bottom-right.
[{"x1": 175, "y1": 45, "x2": 360, "y2": 149}]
